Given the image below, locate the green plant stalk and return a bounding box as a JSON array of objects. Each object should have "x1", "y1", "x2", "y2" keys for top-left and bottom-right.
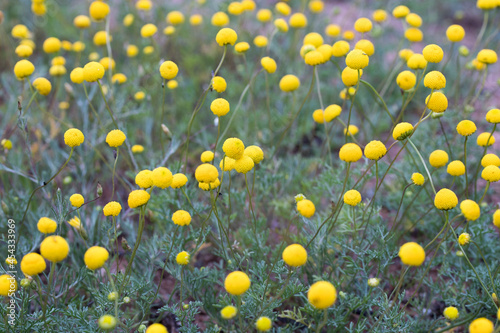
[
  {"x1": 315, "y1": 309, "x2": 328, "y2": 333},
  {"x1": 345, "y1": 70, "x2": 361, "y2": 143},
  {"x1": 212, "y1": 117, "x2": 221, "y2": 165},
  {"x1": 36, "y1": 276, "x2": 47, "y2": 322},
  {"x1": 314, "y1": 66, "x2": 332, "y2": 165},
  {"x1": 439, "y1": 118, "x2": 453, "y2": 160},
  {"x1": 120, "y1": 205, "x2": 146, "y2": 293},
  {"x1": 97, "y1": 80, "x2": 119, "y2": 129},
  {"x1": 471, "y1": 240, "x2": 499, "y2": 298},
  {"x1": 83, "y1": 84, "x2": 102, "y2": 127},
  {"x1": 360, "y1": 80, "x2": 395, "y2": 124},
  {"x1": 472, "y1": 11, "x2": 489, "y2": 52},
  {"x1": 160, "y1": 78, "x2": 167, "y2": 154},
  {"x1": 464, "y1": 137, "x2": 469, "y2": 198},
  {"x1": 478, "y1": 182, "x2": 490, "y2": 204},
  {"x1": 104, "y1": 265, "x2": 119, "y2": 321},
  {"x1": 407, "y1": 138, "x2": 436, "y2": 194},
  {"x1": 388, "y1": 183, "x2": 413, "y2": 234},
  {"x1": 111, "y1": 148, "x2": 119, "y2": 201},
  {"x1": 244, "y1": 174, "x2": 258, "y2": 237},
  {"x1": 470, "y1": 67, "x2": 488, "y2": 105}
]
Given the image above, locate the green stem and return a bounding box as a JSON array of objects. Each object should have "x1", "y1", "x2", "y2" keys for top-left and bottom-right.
[
  {"x1": 360, "y1": 80, "x2": 395, "y2": 124},
  {"x1": 345, "y1": 70, "x2": 361, "y2": 143},
  {"x1": 97, "y1": 80, "x2": 119, "y2": 129},
  {"x1": 464, "y1": 137, "x2": 469, "y2": 198},
  {"x1": 120, "y1": 205, "x2": 146, "y2": 293},
  {"x1": 111, "y1": 148, "x2": 119, "y2": 201},
  {"x1": 407, "y1": 138, "x2": 436, "y2": 194}
]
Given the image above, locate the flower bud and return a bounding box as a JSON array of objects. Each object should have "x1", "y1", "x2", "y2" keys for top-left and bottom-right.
[
  {"x1": 464, "y1": 105, "x2": 475, "y2": 113},
  {"x1": 98, "y1": 315, "x2": 117, "y2": 331},
  {"x1": 20, "y1": 278, "x2": 31, "y2": 288},
  {"x1": 1, "y1": 201, "x2": 9, "y2": 215},
  {"x1": 123, "y1": 296, "x2": 131, "y2": 303},
  {"x1": 339, "y1": 291, "x2": 347, "y2": 299},
  {"x1": 138, "y1": 324, "x2": 147, "y2": 332},
  {"x1": 108, "y1": 292, "x2": 118, "y2": 301},
  {"x1": 121, "y1": 238, "x2": 132, "y2": 251},
  {"x1": 97, "y1": 182, "x2": 103, "y2": 197},
  {"x1": 367, "y1": 278, "x2": 380, "y2": 287},
  {"x1": 161, "y1": 124, "x2": 172, "y2": 138},
  {"x1": 63, "y1": 176, "x2": 72, "y2": 185},
  {"x1": 458, "y1": 45, "x2": 469, "y2": 57},
  {"x1": 456, "y1": 250, "x2": 464, "y2": 257}
]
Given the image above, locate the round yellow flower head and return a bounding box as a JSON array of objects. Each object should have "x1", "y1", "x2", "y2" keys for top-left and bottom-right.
[
  {"x1": 423, "y1": 44, "x2": 444, "y2": 63},
  {"x1": 70, "y1": 67, "x2": 84, "y2": 84},
  {"x1": 14, "y1": 59, "x2": 35, "y2": 79},
  {"x1": 136, "y1": 0, "x2": 152, "y2": 11},
  {"x1": 141, "y1": 23, "x2": 157, "y2": 38},
  {"x1": 235, "y1": 42, "x2": 250, "y2": 53},
  {"x1": 354, "y1": 17, "x2": 372, "y2": 33},
  {"x1": 171, "y1": 173, "x2": 188, "y2": 188},
  {"x1": 469, "y1": 318, "x2": 494, "y2": 333},
  {"x1": 355, "y1": 39, "x2": 374, "y2": 56},
  {"x1": 225, "y1": 271, "x2": 251, "y2": 295},
  {"x1": 282, "y1": 244, "x2": 307, "y2": 267},
  {"x1": 393, "y1": 122, "x2": 414, "y2": 141},
  {"x1": 211, "y1": 12, "x2": 230, "y2": 27},
  {"x1": 477, "y1": 132, "x2": 495, "y2": 147},
  {"x1": 216, "y1": 28, "x2": 238, "y2": 46},
  {"x1": 456, "y1": 120, "x2": 477, "y2": 136},
  {"x1": 84, "y1": 246, "x2": 109, "y2": 270},
  {"x1": 339, "y1": 143, "x2": 362, "y2": 163},
  {"x1": 198, "y1": 178, "x2": 221, "y2": 191},
  {"x1": 11, "y1": 24, "x2": 29, "y2": 39},
  {"x1": 364, "y1": 140, "x2": 387, "y2": 160},
  {"x1": 304, "y1": 50, "x2": 324, "y2": 66},
  {"x1": 163, "y1": 25, "x2": 176, "y2": 35},
  {"x1": 344, "y1": 189, "x2": 362, "y2": 206},
  {"x1": 289, "y1": 13, "x2": 307, "y2": 28},
  {"x1": 152, "y1": 167, "x2": 173, "y2": 188},
  {"x1": 405, "y1": 28, "x2": 423, "y2": 42},
  {"x1": 103, "y1": 201, "x2": 122, "y2": 217},
  {"x1": 73, "y1": 41, "x2": 86, "y2": 52},
  {"x1": 37, "y1": 217, "x2": 57, "y2": 234},
  {"x1": 303, "y1": 32, "x2": 324, "y2": 48},
  {"x1": 135, "y1": 170, "x2": 153, "y2": 188},
  {"x1": 172, "y1": 210, "x2": 191, "y2": 226},
  {"x1": 447, "y1": 160, "x2": 465, "y2": 176},
  {"x1": 429, "y1": 150, "x2": 449, "y2": 168},
  {"x1": 411, "y1": 173, "x2": 425, "y2": 186},
  {"x1": 93, "y1": 31, "x2": 111, "y2": 46},
  {"x1": 127, "y1": 45, "x2": 139, "y2": 58},
  {"x1": 98, "y1": 315, "x2": 117, "y2": 331},
  {"x1": 275, "y1": 2, "x2": 291, "y2": 16},
  {"x1": 0, "y1": 275, "x2": 17, "y2": 296},
  {"x1": 396, "y1": 71, "x2": 416, "y2": 91},
  {"x1": 482, "y1": 165, "x2": 500, "y2": 182},
  {"x1": 346, "y1": 49, "x2": 369, "y2": 69},
  {"x1": 407, "y1": 54, "x2": 427, "y2": 70},
  {"x1": 195, "y1": 164, "x2": 219, "y2": 183},
  {"x1": 261, "y1": 57, "x2": 277, "y2": 74},
  {"x1": 211, "y1": 98, "x2": 230, "y2": 117},
  {"x1": 49, "y1": 65, "x2": 67, "y2": 77},
  {"x1": 112, "y1": 73, "x2": 127, "y2": 84},
  {"x1": 21, "y1": 253, "x2": 46, "y2": 276},
  {"x1": 134, "y1": 91, "x2": 146, "y2": 101},
  {"x1": 424, "y1": 71, "x2": 446, "y2": 90},
  {"x1": 83, "y1": 61, "x2": 105, "y2": 82},
  {"x1": 399, "y1": 49, "x2": 414, "y2": 61},
  {"x1": 212, "y1": 76, "x2": 226, "y2": 93},
  {"x1": 15, "y1": 45, "x2": 33, "y2": 58},
  {"x1": 190, "y1": 14, "x2": 203, "y2": 26},
  {"x1": 332, "y1": 41, "x2": 350, "y2": 57},
  {"x1": 70, "y1": 193, "x2": 84, "y2": 208},
  {"x1": 228, "y1": 2, "x2": 244, "y2": 16},
  {"x1": 482, "y1": 154, "x2": 500, "y2": 167},
  {"x1": 201, "y1": 151, "x2": 215, "y2": 163},
  {"x1": 434, "y1": 188, "x2": 458, "y2": 210},
  {"x1": 42, "y1": 37, "x2": 61, "y2": 54},
  {"x1": 176, "y1": 251, "x2": 190, "y2": 265},
  {"x1": 342, "y1": 67, "x2": 362, "y2": 87},
  {"x1": 308, "y1": 281, "x2": 337, "y2": 309},
  {"x1": 106, "y1": 129, "x2": 126, "y2": 147},
  {"x1": 40, "y1": 236, "x2": 69, "y2": 263},
  {"x1": 399, "y1": 242, "x2": 425, "y2": 266},
  {"x1": 494, "y1": 210, "x2": 500, "y2": 228},
  {"x1": 234, "y1": 155, "x2": 254, "y2": 174},
  {"x1": 343, "y1": 30, "x2": 355, "y2": 40},
  {"x1": 309, "y1": 0, "x2": 324, "y2": 13},
  {"x1": 460, "y1": 200, "x2": 480, "y2": 221},
  {"x1": 446, "y1": 25, "x2": 465, "y2": 42},
  {"x1": 279, "y1": 74, "x2": 300, "y2": 92},
  {"x1": 166, "y1": 11, "x2": 184, "y2": 25},
  {"x1": 244, "y1": 145, "x2": 264, "y2": 164},
  {"x1": 223, "y1": 138, "x2": 245, "y2": 159},
  {"x1": 458, "y1": 232, "x2": 471, "y2": 246},
  {"x1": 159, "y1": 61, "x2": 178, "y2": 80},
  {"x1": 167, "y1": 80, "x2": 178, "y2": 89},
  {"x1": 64, "y1": 128, "x2": 85, "y2": 147},
  {"x1": 221, "y1": 305, "x2": 238, "y2": 319},
  {"x1": 477, "y1": 49, "x2": 497, "y2": 64},
  {"x1": 99, "y1": 57, "x2": 115, "y2": 71},
  {"x1": 443, "y1": 306, "x2": 459, "y2": 320},
  {"x1": 486, "y1": 109, "x2": 500, "y2": 124},
  {"x1": 317, "y1": 44, "x2": 333, "y2": 61},
  {"x1": 372, "y1": 9, "x2": 387, "y2": 22},
  {"x1": 297, "y1": 199, "x2": 315, "y2": 218},
  {"x1": 89, "y1": 1, "x2": 110, "y2": 21},
  {"x1": 32, "y1": 77, "x2": 52, "y2": 96},
  {"x1": 392, "y1": 5, "x2": 410, "y2": 18},
  {"x1": 128, "y1": 190, "x2": 151, "y2": 208},
  {"x1": 274, "y1": 18, "x2": 289, "y2": 32},
  {"x1": 220, "y1": 157, "x2": 236, "y2": 171},
  {"x1": 256, "y1": 317, "x2": 272, "y2": 331},
  {"x1": 403, "y1": 13, "x2": 421, "y2": 27},
  {"x1": 1, "y1": 139, "x2": 12, "y2": 150}
]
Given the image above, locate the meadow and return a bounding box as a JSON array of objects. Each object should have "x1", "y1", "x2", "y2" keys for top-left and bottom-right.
[{"x1": 1, "y1": 0, "x2": 500, "y2": 332}]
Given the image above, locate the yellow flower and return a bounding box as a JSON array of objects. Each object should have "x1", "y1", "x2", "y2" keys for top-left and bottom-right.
[
  {"x1": 159, "y1": 61, "x2": 178, "y2": 80},
  {"x1": 70, "y1": 68, "x2": 84, "y2": 84},
  {"x1": 309, "y1": 0, "x2": 324, "y2": 13},
  {"x1": 220, "y1": 305, "x2": 238, "y2": 319},
  {"x1": 103, "y1": 202, "x2": 122, "y2": 217},
  {"x1": 332, "y1": 41, "x2": 350, "y2": 57},
  {"x1": 244, "y1": 146, "x2": 264, "y2": 164},
  {"x1": 98, "y1": 315, "x2": 117, "y2": 331},
  {"x1": 151, "y1": 167, "x2": 173, "y2": 189},
  {"x1": 482, "y1": 154, "x2": 500, "y2": 167},
  {"x1": 477, "y1": 132, "x2": 495, "y2": 147},
  {"x1": 166, "y1": 11, "x2": 185, "y2": 25},
  {"x1": 190, "y1": 14, "x2": 203, "y2": 26},
  {"x1": 20, "y1": 253, "x2": 46, "y2": 276},
  {"x1": 477, "y1": 49, "x2": 497, "y2": 64},
  {"x1": 141, "y1": 23, "x2": 157, "y2": 38},
  {"x1": 393, "y1": 122, "x2": 414, "y2": 140},
  {"x1": 399, "y1": 49, "x2": 414, "y2": 61},
  {"x1": 355, "y1": 39, "x2": 374, "y2": 56},
  {"x1": 134, "y1": 91, "x2": 146, "y2": 101},
  {"x1": 304, "y1": 50, "x2": 324, "y2": 66},
  {"x1": 89, "y1": 1, "x2": 110, "y2": 21},
  {"x1": 339, "y1": 143, "x2": 362, "y2": 162},
  {"x1": 486, "y1": 108, "x2": 500, "y2": 124},
  {"x1": 84, "y1": 246, "x2": 109, "y2": 270},
  {"x1": 235, "y1": 42, "x2": 250, "y2": 53},
  {"x1": 469, "y1": 318, "x2": 494, "y2": 333},
  {"x1": 15, "y1": 45, "x2": 33, "y2": 58},
  {"x1": 176, "y1": 251, "x2": 190, "y2": 265},
  {"x1": 234, "y1": 155, "x2": 254, "y2": 174},
  {"x1": 256, "y1": 8, "x2": 272, "y2": 22},
  {"x1": 128, "y1": 190, "x2": 151, "y2": 208},
  {"x1": 68, "y1": 216, "x2": 82, "y2": 230},
  {"x1": 493, "y1": 210, "x2": 500, "y2": 228},
  {"x1": 307, "y1": 281, "x2": 337, "y2": 309},
  {"x1": 14, "y1": 59, "x2": 35, "y2": 79},
  {"x1": 458, "y1": 233, "x2": 471, "y2": 246},
  {"x1": 223, "y1": 138, "x2": 245, "y2": 159},
  {"x1": 43, "y1": 37, "x2": 61, "y2": 53},
  {"x1": 172, "y1": 210, "x2": 191, "y2": 226},
  {"x1": 399, "y1": 242, "x2": 425, "y2": 266},
  {"x1": 341, "y1": 67, "x2": 362, "y2": 86},
  {"x1": 216, "y1": 28, "x2": 238, "y2": 46},
  {"x1": 404, "y1": 27, "x2": 423, "y2": 42},
  {"x1": 11, "y1": 24, "x2": 29, "y2": 39},
  {"x1": 345, "y1": 49, "x2": 369, "y2": 69},
  {"x1": 70, "y1": 193, "x2": 84, "y2": 208},
  {"x1": 423, "y1": 44, "x2": 444, "y2": 63},
  {"x1": 171, "y1": 173, "x2": 188, "y2": 188},
  {"x1": 220, "y1": 157, "x2": 236, "y2": 172},
  {"x1": 32, "y1": 77, "x2": 52, "y2": 96},
  {"x1": 224, "y1": 271, "x2": 251, "y2": 295},
  {"x1": 195, "y1": 164, "x2": 219, "y2": 183},
  {"x1": 303, "y1": 32, "x2": 323, "y2": 48},
  {"x1": 344, "y1": 189, "x2": 362, "y2": 206},
  {"x1": 106, "y1": 129, "x2": 126, "y2": 147},
  {"x1": 127, "y1": 45, "x2": 139, "y2": 57},
  {"x1": 344, "y1": 124, "x2": 360, "y2": 136},
  {"x1": 282, "y1": 244, "x2": 307, "y2": 267},
  {"x1": 443, "y1": 306, "x2": 459, "y2": 320},
  {"x1": 131, "y1": 144, "x2": 144, "y2": 153},
  {"x1": 136, "y1": 0, "x2": 152, "y2": 11},
  {"x1": 37, "y1": 217, "x2": 57, "y2": 234},
  {"x1": 289, "y1": 13, "x2": 307, "y2": 28},
  {"x1": 1, "y1": 139, "x2": 12, "y2": 150},
  {"x1": 392, "y1": 5, "x2": 410, "y2": 18},
  {"x1": 40, "y1": 236, "x2": 69, "y2": 263},
  {"x1": 83, "y1": 61, "x2": 105, "y2": 82},
  {"x1": 411, "y1": 173, "x2": 425, "y2": 186},
  {"x1": 429, "y1": 150, "x2": 449, "y2": 168},
  {"x1": 482, "y1": 165, "x2": 500, "y2": 182},
  {"x1": 64, "y1": 128, "x2": 85, "y2": 147},
  {"x1": 447, "y1": 160, "x2": 465, "y2": 176},
  {"x1": 297, "y1": 199, "x2": 315, "y2": 218},
  {"x1": 255, "y1": 317, "x2": 272, "y2": 331},
  {"x1": 424, "y1": 71, "x2": 446, "y2": 90},
  {"x1": 354, "y1": 17, "x2": 372, "y2": 33},
  {"x1": 405, "y1": 13, "x2": 422, "y2": 27},
  {"x1": 446, "y1": 25, "x2": 465, "y2": 42},
  {"x1": 279, "y1": 74, "x2": 300, "y2": 92},
  {"x1": 407, "y1": 54, "x2": 427, "y2": 70},
  {"x1": 211, "y1": 12, "x2": 229, "y2": 27},
  {"x1": 364, "y1": 141, "x2": 387, "y2": 160},
  {"x1": 460, "y1": 200, "x2": 480, "y2": 220},
  {"x1": 434, "y1": 188, "x2": 458, "y2": 210},
  {"x1": 211, "y1": 98, "x2": 230, "y2": 117},
  {"x1": 0, "y1": 274, "x2": 17, "y2": 296},
  {"x1": 396, "y1": 71, "x2": 416, "y2": 90},
  {"x1": 456, "y1": 120, "x2": 477, "y2": 136},
  {"x1": 93, "y1": 31, "x2": 111, "y2": 46},
  {"x1": 372, "y1": 9, "x2": 387, "y2": 22}
]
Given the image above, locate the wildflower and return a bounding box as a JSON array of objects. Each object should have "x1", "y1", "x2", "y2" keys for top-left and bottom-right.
[
  {"x1": 354, "y1": 17, "x2": 372, "y2": 33},
  {"x1": 70, "y1": 194, "x2": 85, "y2": 208},
  {"x1": 469, "y1": 318, "x2": 493, "y2": 333},
  {"x1": 429, "y1": 150, "x2": 449, "y2": 168},
  {"x1": 282, "y1": 244, "x2": 307, "y2": 267},
  {"x1": 295, "y1": 194, "x2": 306, "y2": 202},
  {"x1": 1, "y1": 139, "x2": 12, "y2": 150},
  {"x1": 14, "y1": 59, "x2": 35, "y2": 79},
  {"x1": 103, "y1": 202, "x2": 122, "y2": 217},
  {"x1": 216, "y1": 28, "x2": 238, "y2": 46},
  {"x1": 486, "y1": 108, "x2": 500, "y2": 124},
  {"x1": 83, "y1": 61, "x2": 105, "y2": 82},
  {"x1": 304, "y1": 50, "x2": 324, "y2": 66},
  {"x1": 368, "y1": 278, "x2": 380, "y2": 287},
  {"x1": 73, "y1": 41, "x2": 85, "y2": 52},
  {"x1": 297, "y1": 199, "x2": 315, "y2": 218},
  {"x1": 396, "y1": 71, "x2": 416, "y2": 90},
  {"x1": 477, "y1": 49, "x2": 497, "y2": 64},
  {"x1": 275, "y1": 2, "x2": 291, "y2": 16},
  {"x1": 234, "y1": 155, "x2": 254, "y2": 174},
  {"x1": 98, "y1": 314, "x2": 117, "y2": 330},
  {"x1": 434, "y1": 189, "x2": 458, "y2": 210},
  {"x1": 343, "y1": 30, "x2": 355, "y2": 40},
  {"x1": 222, "y1": 138, "x2": 245, "y2": 159},
  {"x1": 446, "y1": 25, "x2": 465, "y2": 42},
  {"x1": 393, "y1": 122, "x2": 414, "y2": 140},
  {"x1": 159, "y1": 61, "x2": 178, "y2": 80},
  {"x1": 15, "y1": 45, "x2": 33, "y2": 58},
  {"x1": 200, "y1": 151, "x2": 214, "y2": 163},
  {"x1": 399, "y1": 242, "x2": 425, "y2": 266},
  {"x1": 70, "y1": 68, "x2": 84, "y2": 84},
  {"x1": 399, "y1": 49, "x2": 414, "y2": 61},
  {"x1": 199, "y1": 179, "x2": 220, "y2": 191},
  {"x1": 424, "y1": 71, "x2": 446, "y2": 90},
  {"x1": 256, "y1": 317, "x2": 272, "y2": 331},
  {"x1": 372, "y1": 9, "x2": 387, "y2": 22},
  {"x1": 364, "y1": 141, "x2": 387, "y2": 160},
  {"x1": 244, "y1": 146, "x2": 264, "y2": 164},
  {"x1": 254, "y1": 35, "x2": 268, "y2": 48},
  {"x1": 172, "y1": 210, "x2": 191, "y2": 226},
  {"x1": 308, "y1": 281, "x2": 337, "y2": 309},
  {"x1": 411, "y1": 173, "x2": 425, "y2": 186},
  {"x1": 0, "y1": 275, "x2": 17, "y2": 296},
  {"x1": 99, "y1": 57, "x2": 115, "y2": 70},
  {"x1": 5, "y1": 257, "x2": 16, "y2": 265},
  {"x1": 393, "y1": 5, "x2": 410, "y2": 18},
  {"x1": 171, "y1": 173, "x2": 188, "y2": 188},
  {"x1": 135, "y1": 170, "x2": 153, "y2": 189},
  {"x1": 339, "y1": 143, "x2": 362, "y2": 162},
  {"x1": 323, "y1": 104, "x2": 342, "y2": 121},
  {"x1": 235, "y1": 42, "x2": 250, "y2": 53},
  {"x1": 112, "y1": 73, "x2": 127, "y2": 84},
  {"x1": 220, "y1": 157, "x2": 236, "y2": 171},
  {"x1": 195, "y1": 164, "x2": 219, "y2": 183},
  {"x1": 456, "y1": 120, "x2": 476, "y2": 136},
  {"x1": 211, "y1": 12, "x2": 230, "y2": 27},
  {"x1": 309, "y1": 0, "x2": 324, "y2": 12},
  {"x1": 289, "y1": 13, "x2": 307, "y2": 28},
  {"x1": 166, "y1": 11, "x2": 184, "y2": 25},
  {"x1": 407, "y1": 54, "x2": 427, "y2": 69},
  {"x1": 477, "y1": 132, "x2": 495, "y2": 147},
  {"x1": 443, "y1": 306, "x2": 459, "y2": 320},
  {"x1": 189, "y1": 14, "x2": 203, "y2": 26},
  {"x1": 458, "y1": 233, "x2": 471, "y2": 245},
  {"x1": 43, "y1": 37, "x2": 61, "y2": 53},
  {"x1": 303, "y1": 32, "x2": 323, "y2": 48},
  {"x1": 279, "y1": 74, "x2": 300, "y2": 92},
  {"x1": 212, "y1": 76, "x2": 226, "y2": 93},
  {"x1": 151, "y1": 167, "x2": 173, "y2": 188},
  {"x1": 64, "y1": 128, "x2": 85, "y2": 147},
  {"x1": 426, "y1": 92, "x2": 448, "y2": 113},
  {"x1": 134, "y1": 91, "x2": 146, "y2": 101},
  {"x1": 11, "y1": 24, "x2": 29, "y2": 39},
  {"x1": 128, "y1": 190, "x2": 151, "y2": 208},
  {"x1": 482, "y1": 154, "x2": 500, "y2": 167},
  {"x1": 447, "y1": 161, "x2": 465, "y2": 176},
  {"x1": 131, "y1": 145, "x2": 144, "y2": 154},
  {"x1": 84, "y1": 246, "x2": 109, "y2": 270},
  {"x1": 40, "y1": 236, "x2": 69, "y2": 263},
  {"x1": 405, "y1": 13, "x2": 422, "y2": 27},
  {"x1": 68, "y1": 216, "x2": 82, "y2": 230},
  {"x1": 224, "y1": 271, "x2": 251, "y2": 295},
  {"x1": 32, "y1": 78, "x2": 52, "y2": 95},
  {"x1": 221, "y1": 305, "x2": 237, "y2": 319},
  {"x1": 20, "y1": 253, "x2": 46, "y2": 276},
  {"x1": 93, "y1": 31, "x2": 111, "y2": 46},
  {"x1": 89, "y1": 1, "x2": 110, "y2": 21},
  {"x1": 332, "y1": 41, "x2": 350, "y2": 57},
  {"x1": 405, "y1": 28, "x2": 423, "y2": 42},
  {"x1": 342, "y1": 67, "x2": 362, "y2": 86},
  {"x1": 211, "y1": 98, "x2": 230, "y2": 117},
  {"x1": 482, "y1": 165, "x2": 500, "y2": 182},
  {"x1": 459, "y1": 46, "x2": 469, "y2": 57},
  {"x1": 355, "y1": 39, "x2": 374, "y2": 56},
  {"x1": 345, "y1": 49, "x2": 369, "y2": 70},
  {"x1": 274, "y1": 18, "x2": 289, "y2": 32},
  {"x1": 140, "y1": 23, "x2": 157, "y2": 38}
]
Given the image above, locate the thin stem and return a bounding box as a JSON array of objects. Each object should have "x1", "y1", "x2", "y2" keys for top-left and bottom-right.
[
  {"x1": 111, "y1": 148, "x2": 119, "y2": 201},
  {"x1": 120, "y1": 205, "x2": 146, "y2": 293},
  {"x1": 97, "y1": 80, "x2": 119, "y2": 129},
  {"x1": 464, "y1": 137, "x2": 469, "y2": 198},
  {"x1": 478, "y1": 182, "x2": 490, "y2": 204},
  {"x1": 315, "y1": 66, "x2": 332, "y2": 164},
  {"x1": 407, "y1": 138, "x2": 436, "y2": 194},
  {"x1": 345, "y1": 70, "x2": 361, "y2": 143},
  {"x1": 360, "y1": 80, "x2": 395, "y2": 124}
]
